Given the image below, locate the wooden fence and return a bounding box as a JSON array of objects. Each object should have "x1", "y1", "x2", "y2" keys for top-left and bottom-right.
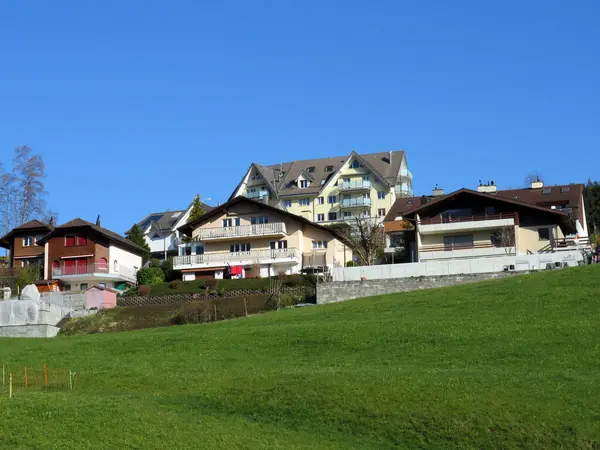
[{"x1": 117, "y1": 286, "x2": 315, "y2": 308}]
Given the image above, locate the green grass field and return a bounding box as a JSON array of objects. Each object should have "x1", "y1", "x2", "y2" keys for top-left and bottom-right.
[{"x1": 1, "y1": 266, "x2": 599, "y2": 449}]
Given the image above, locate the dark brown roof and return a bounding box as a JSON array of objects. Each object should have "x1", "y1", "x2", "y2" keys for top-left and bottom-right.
[
  {"x1": 37, "y1": 218, "x2": 147, "y2": 255},
  {"x1": 0, "y1": 220, "x2": 54, "y2": 249},
  {"x1": 385, "y1": 186, "x2": 579, "y2": 234},
  {"x1": 233, "y1": 150, "x2": 406, "y2": 199},
  {"x1": 179, "y1": 197, "x2": 344, "y2": 241}
]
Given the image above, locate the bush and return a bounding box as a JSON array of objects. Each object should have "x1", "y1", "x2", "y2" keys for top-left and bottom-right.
[
  {"x1": 171, "y1": 302, "x2": 211, "y2": 325},
  {"x1": 287, "y1": 274, "x2": 302, "y2": 285},
  {"x1": 209, "y1": 290, "x2": 218, "y2": 296},
  {"x1": 277, "y1": 272, "x2": 288, "y2": 281},
  {"x1": 346, "y1": 261, "x2": 355, "y2": 267},
  {"x1": 161, "y1": 258, "x2": 178, "y2": 282},
  {"x1": 16, "y1": 265, "x2": 42, "y2": 291},
  {"x1": 138, "y1": 285, "x2": 151, "y2": 296},
  {"x1": 136, "y1": 267, "x2": 165, "y2": 285},
  {"x1": 205, "y1": 279, "x2": 219, "y2": 291},
  {"x1": 218, "y1": 288, "x2": 226, "y2": 297},
  {"x1": 169, "y1": 280, "x2": 182, "y2": 290},
  {"x1": 149, "y1": 259, "x2": 162, "y2": 269}
]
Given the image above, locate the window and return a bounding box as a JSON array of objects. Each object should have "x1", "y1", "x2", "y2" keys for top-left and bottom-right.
[
  {"x1": 307, "y1": 166, "x2": 315, "y2": 173},
  {"x1": 328, "y1": 212, "x2": 337, "y2": 221},
  {"x1": 343, "y1": 177, "x2": 350, "y2": 183},
  {"x1": 327, "y1": 195, "x2": 337, "y2": 204},
  {"x1": 52, "y1": 261, "x2": 60, "y2": 274},
  {"x1": 317, "y1": 214, "x2": 325, "y2": 222},
  {"x1": 80, "y1": 283, "x2": 88, "y2": 291},
  {"x1": 64, "y1": 285, "x2": 71, "y2": 292},
  {"x1": 351, "y1": 160, "x2": 362, "y2": 169},
  {"x1": 63, "y1": 258, "x2": 88, "y2": 275},
  {"x1": 362, "y1": 176, "x2": 369, "y2": 182},
  {"x1": 300, "y1": 180, "x2": 309, "y2": 188},
  {"x1": 538, "y1": 228, "x2": 551, "y2": 241},
  {"x1": 299, "y1": 198, "x2": 310, "y2": 206},
  {"x1": 251, "y1": 216, "x2": 269, "y2": 225},
  {"x1": 97, "y1": 258, "x2": 108, "y2": 271},
  {"x1": 312, "y1": 240, "x2": 328, "y2": 249},
  {"x1": 317, "y1": 197, "x2": 324, "y2": 205},
  {"x1": 222, "y1": 218, "x2": 235, "y2": 227},
  {"x1": 377, "y1": 191, "x2": 386, "y2": 200},
  {"x1": 152, "y1": 233, "x2": 161, "y2": 239},
  {"x1": 65, "y1": 235, "x2": 76, "y2": 247},
  {"x1": 378, "y1": 208, "x2": 386, "y2": 217},
  {"x1": 560, "y1": 187, "x2": 570, "y2": 193},
  {"x1": 542, "y1": 188, "x2": 552, "y2": 195},
  {"x1": 23, "y1": 236, "x2": 33, "y2": 247},
  {"x1": 270, "y1": 240, "x2": 287, "y2": 249},
  {"x1": 325, "y1": 165, "x2": 333, "y2": 172},
  {"x1": 77, "y1": 236, "x2": 87, "y2": 246},
  {"x1": 343, "y1": 211, "x2": 353, "y2": 219},
  {"x1": 230, "y1": 243, "x2": 251, "y2": 253},
  {"x1": 443, "y1": 234, "x2": 474, "y2": 250},
  {"x1": 284, "y1": 200, "x2": 292, "y2": 208},
  {"x1": 251, "y1": 173, "x2": 263, "y2": 180}
]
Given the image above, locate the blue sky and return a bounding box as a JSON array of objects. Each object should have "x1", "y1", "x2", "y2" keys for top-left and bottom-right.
[{"x1": 1, "y1": 0, "x2": 598, "y2": 235}]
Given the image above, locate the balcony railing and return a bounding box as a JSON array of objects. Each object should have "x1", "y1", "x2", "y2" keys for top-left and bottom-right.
[
  {"x1": 52, "y1": 263, "x2": 137, "y2": 281},
  {"x1": 195, "y1": 222, "x2": 287, "y2": 241},
  {"x1": 174, "y1": 248, "x2": 300, "y2": 267},
  {"x1": 419, "y1": 213, "x2": 515, "y2": 225},
  {"x1": 552, "y1": 237, "x2": 591, "y2": 250},
  {"x1": 399, "y1": 168, "x2": 413, "y2": 180},
  {"x1": 245, "y1": 190, "x2": 269, "y2": 199},
  {"x1": 394, "y1": 186, "x2": 413, "y2": 196},
  {"x1": 338, "y1": 180, "x2": 371, "y2": 191},
  {"x1": 419, "y1": 242, "x2": 516, "y2": 260},
  {"x1": 341, "y1": 197, "x2": 372, "y2": 208}
]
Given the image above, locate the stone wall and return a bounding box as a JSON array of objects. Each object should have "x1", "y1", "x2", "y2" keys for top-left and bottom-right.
[
  {"x1": 317, "y1": 271, "x2": 528, "y2": 304},
  {"x1": 0, "y1": 324, "x2": 60, "y2": 338}
]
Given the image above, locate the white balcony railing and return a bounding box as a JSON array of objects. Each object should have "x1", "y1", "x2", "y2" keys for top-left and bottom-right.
[
  {"x1": 399, "y1": 168, "x2": 413, "y2": 180},
  {"x1": 195, "y1": 222, "x2": 287, "y2": 241},
  {"x1": 338, "y1": 180, "x2": 371, "y2": 191},
  {"x1": 245, "y1": 190, "x2": 269, "y2": 199},
  {"x1": 52, "y1": 263, "x2": 137, "y2": 282},
  {"x1": 341, "y1": 197, "x2": 372, "y2": 208},
  {"x1": 174, "y1": 248, "x2": 300, "y2": 268},
  {"x1": 418, "y1": 243, "x2": 516, "y2": 261}
]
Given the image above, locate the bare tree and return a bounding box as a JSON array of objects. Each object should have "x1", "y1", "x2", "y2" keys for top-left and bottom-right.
[
  {"x1": 0, "y1": 146, "x2": 52, "y2": 234},
  {"x1": 327, "y1": 217, "x2": 385, "y2": 266},
  {"x1": 492, "y1": 227, "x2": 516, "y2": 254},
  {"x1": 524, "y1": 171, "x2": 544, "y2": 187}
]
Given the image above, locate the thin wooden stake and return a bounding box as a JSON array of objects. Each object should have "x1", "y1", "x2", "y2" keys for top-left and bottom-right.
[
  {"x1": 69, "y1": 371, "x2": 72, "y2": 390},
  {"x1": 24, "y1": 367, "x2": 28, "y2": 388},
  {"x1": 214, "y1": 304, "x2": 217, "y2": 321},
  {"x1": 244, "y1": 297, "x2": 248, "y2": 316},
  {"x1": 44, "y1": 364, "x2": 48, "y2": 386},
  {"x1": 2, "y1": 365, "x2": 4, "y2": 386},
  {"x1": 9, "y1": 373, "x2": 12, "y2": 399}
]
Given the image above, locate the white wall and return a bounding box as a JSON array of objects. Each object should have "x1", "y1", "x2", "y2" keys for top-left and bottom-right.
[
  {"x1": 109, "y1": 246, "x2": 143, "y2": 272},
  {"x1": 332, "y1": 250, "x2": 584, "y2": 281}
]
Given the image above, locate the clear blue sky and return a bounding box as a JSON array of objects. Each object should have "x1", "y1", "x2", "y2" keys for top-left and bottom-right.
[{"x1": 1, "y1": 0, "x2": 598, "y2": 235}]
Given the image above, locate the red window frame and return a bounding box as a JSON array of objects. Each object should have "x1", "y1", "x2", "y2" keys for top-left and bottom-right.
[{"x1": 65, "y1": 235, "x2": 76, "y2": 247}]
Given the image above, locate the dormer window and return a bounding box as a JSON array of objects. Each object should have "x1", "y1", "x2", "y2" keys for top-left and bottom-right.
[
  {"x1": 542, "y1": 188, "x2": 552, "y2": 195},
  {"x1": 325, "y1": 165, "x2": 333, "y2": 172},
  {"x1": 351, "y1": 160, "x2": 362, "y2": 169},
  {"x1": 300, "y1": 180, "x2": 309, "y2": 188},
  {"x1": 560, "y1": 187, "x2": 570, "y2": 193},
  {"x1": 307, "y1": 166, "x2": 315, "y2": 173}
]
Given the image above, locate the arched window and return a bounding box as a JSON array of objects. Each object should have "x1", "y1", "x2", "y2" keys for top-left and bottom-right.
[
  {"x1": 52, "y1": 260, "x2": 60, "y2": 275},
  {"x1": 97, "y1": 258, "x2": 108, "y2": 271},
  {"x1": 114, "y1": 260, "x2": 119, "y2": 272}
]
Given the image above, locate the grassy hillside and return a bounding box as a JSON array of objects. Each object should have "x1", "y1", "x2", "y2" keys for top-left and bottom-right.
[{"x1": 1, "y1": 266, "x2": 599, "y2": 449}]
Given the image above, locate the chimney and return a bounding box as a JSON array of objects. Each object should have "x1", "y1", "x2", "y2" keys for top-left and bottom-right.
[
  {"x1": 530, "y1": 177, "x2": 544, "y2": 189},
  {"x1": 477, "y1": 180, "x2": 497, "y2": 193},
  {"x1": 96, "y1": 215, "x2": 101, "y2": 227},
  {"x1": 432, "y1": 184, "x2": 445, "y2": 197},
  {"x1": 389, "y1": 150, "x2": 392, "y2": 165}
]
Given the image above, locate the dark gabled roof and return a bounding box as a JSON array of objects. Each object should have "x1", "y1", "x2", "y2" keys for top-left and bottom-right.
[
  {"x1": 0, "y1": 220, "x2": 54, "y2": 249},
  {"x1": 179, "y1": 197, "x2": 344, "y2": 241},
  {"x1": 37, "y1": 218, "x2": 147, "y2": 255},
  {"x1": 135, "y1": 203, "x2": 215, "y2": 234},
  {"x1": 384, "y1": 187, "x2": 577, "y2": 234}
]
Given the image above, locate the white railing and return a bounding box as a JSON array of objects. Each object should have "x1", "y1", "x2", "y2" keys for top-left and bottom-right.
[
  {"x1": 245, "y1": 190, "x2": 269, "y2": 199},
  {"x1": 341, "y1": 197, "x2": 372, "y2": 207},
  {"x1": 338, "y1": 180, "x2": 371, "y2": 191},
  {"x1": 195, "y1": 222, "x2": 287, "y2": 240},
  {"x1": 394, "y1": 186, "x2": 413, "y2": 196},
  {"x1": 52, "y1": 263, "x2": 137, "y2": 282},
  {"x1": 174, "y1": 248, "x2": 300, "y2": 267},
  {"x1": 399, "y1": 168, "x2": 413, "y2": 180}
]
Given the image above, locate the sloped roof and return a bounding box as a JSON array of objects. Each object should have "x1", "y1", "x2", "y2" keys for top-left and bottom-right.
[
  {"x1": 179, "y1": 197, "x2": 344, "y2": 241},
  {"x1": 235, "y1": 150, "x2": 405, "y2": 198},
  {"x1": 136, "y1": 203, "x2": 214, "y2": 233},
  {"x1": 0, "y1": 220, "x2": 54, "y2": 249},
  {"x1": 37, "y1": 218, "x2": 147, "y2": 255}
]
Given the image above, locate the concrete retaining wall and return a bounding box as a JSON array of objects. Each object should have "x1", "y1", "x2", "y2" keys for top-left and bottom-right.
[
  {"x1": 317, "y1": 271, "x2": 527, "y2": 304},
  {"x1": 0, "y1": 324, "x2": 60, "y2": 338}
]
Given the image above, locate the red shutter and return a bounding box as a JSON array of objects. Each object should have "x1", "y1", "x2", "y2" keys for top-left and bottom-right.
[
  {"x1": 65, "y1": 236, "x2": 75, "y2": 247},
  {"x1": 76, "y1": 236, "x2": 87, "y2": 246},
  {"x1": 76, "y1": 258, "x2": 88, "y2": 274},
  {"x1": 64, "y1": 260, "x2": 76, "y2": 275}
]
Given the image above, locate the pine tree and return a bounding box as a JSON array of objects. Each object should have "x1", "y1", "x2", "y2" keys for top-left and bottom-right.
[
  {"x1": 126, "y1": 224, "x2": 151, "y2": 262},
  {"x1": 189, "y1": 194, "x2": 206, "y2": 222}
]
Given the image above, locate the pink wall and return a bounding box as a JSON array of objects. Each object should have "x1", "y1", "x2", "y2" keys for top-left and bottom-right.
[{"x1": 85, "y1": 287, "x2": 117, "y2": 309}]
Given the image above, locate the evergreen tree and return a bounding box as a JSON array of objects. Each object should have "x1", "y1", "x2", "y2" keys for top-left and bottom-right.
[
  {"x1": 126, "y1": 224, "x2": 151, "y2": 262},
  {"x1": 189, "y1": 194, "x2": 206, "y2": 222},
  {"x1": 584, "y1": 179, "x2": 600, "y2": 240}
]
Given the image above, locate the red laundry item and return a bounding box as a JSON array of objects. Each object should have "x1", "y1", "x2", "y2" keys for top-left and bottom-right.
[{"x1": 230, "y1": 266, "x2": 243, "y2": 275}]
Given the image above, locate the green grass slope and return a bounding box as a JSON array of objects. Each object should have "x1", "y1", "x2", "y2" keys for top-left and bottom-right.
[{"x1": 1, "y1": 266, "x2": 599, "y2": 449}]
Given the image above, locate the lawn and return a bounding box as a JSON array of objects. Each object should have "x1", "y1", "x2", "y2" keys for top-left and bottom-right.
[{"x1": 0, "y1": 265, "x2": 599, "y2": 448}]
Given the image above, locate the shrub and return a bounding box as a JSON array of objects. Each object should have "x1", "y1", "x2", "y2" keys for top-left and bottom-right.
[
  {"x1": 218, "y1": 288, "x2": 226, "y2": 297},
  {"x1": 277, "y1": 272, "x2": 288, "y2": 281},
  {"x1": 138, "y1": 285, "x2": 151, "y2": 296},
  {"x1": 209, "y1": 290, "x2": 218, "y2": 296},
  {"x1": 16, "y1": 265, "x2": 42, "y2": 291},
  {"x1": 136, "y1": 267, "x2": 165, "y2": 285},
  {"x1": 205, "y1": 279, "x2": 219, "y2": 291},
  {"x1": 149, "y1": 259, "x2": 162, "y2": 269},
  {"x1": 161, "y1": 258, "x2": 178, "y2": 282},
  {"x1": 346, "y1": 261, "x2": 355, "y2": 267},
  {"x1": 171, "y1": 302, "x2": 211, "y2": 325},
  {"x1": 169, "y1": 280, "x2": 182, "y2": 290},
  {"x1": 251, "y1": 262, "x2": 261, "y2": 278},
  {"x1": 287, "y1": 274, "x2": 302, "y2": 285}
]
